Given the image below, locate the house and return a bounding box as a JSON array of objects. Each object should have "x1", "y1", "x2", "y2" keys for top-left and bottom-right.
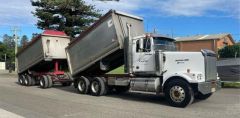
[{"x1": 175, "y1": 33, "x2": 235, "y2": 54}]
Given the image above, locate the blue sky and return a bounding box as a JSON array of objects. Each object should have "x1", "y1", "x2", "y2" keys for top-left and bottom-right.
[{"x1": 0, "y1": 0, "x2": 239, "y2": 42}]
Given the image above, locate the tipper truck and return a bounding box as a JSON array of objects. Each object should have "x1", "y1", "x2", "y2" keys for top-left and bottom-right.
[
  {"x1": 66, "y1": 10, "x2": 221, "y2": 107},
  {"x1": 17, "y1": 30, "x2": 72, "y2": 88}
]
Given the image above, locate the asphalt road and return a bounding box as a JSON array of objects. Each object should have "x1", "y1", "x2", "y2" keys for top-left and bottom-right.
[{"x1": 0, "y1": 71, "x2": 239, "y2": 118}]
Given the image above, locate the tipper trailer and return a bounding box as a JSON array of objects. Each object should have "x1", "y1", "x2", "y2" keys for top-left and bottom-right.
[
  {"x1": 66, "y1": 10, "x2": 221, "y2": 107},
  {"x1": 17, "y1": 30, "x2": 72, "y2": 88}
]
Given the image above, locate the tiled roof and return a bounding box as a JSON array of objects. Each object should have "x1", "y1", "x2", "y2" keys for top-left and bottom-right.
[{"x1": 43, "y1": 30, "x2": 67, "y2": 36}]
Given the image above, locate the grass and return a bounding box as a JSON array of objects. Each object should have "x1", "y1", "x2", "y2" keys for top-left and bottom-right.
[
  {"x1": 107, "y1": 66, "x2": 125, "y2": 74},
  {"x1": 222, "y1": 82, "x2": 240, "y2": 88}
]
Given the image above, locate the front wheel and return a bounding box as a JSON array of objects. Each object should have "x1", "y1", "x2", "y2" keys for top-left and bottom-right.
[{"x1": 164, "y1": 80, "x2": 194, "y2": 108}]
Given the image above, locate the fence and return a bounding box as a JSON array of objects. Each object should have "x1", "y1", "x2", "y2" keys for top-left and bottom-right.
[{"x1": 217, "y1": 58, "x2": 240, "y2": 82}]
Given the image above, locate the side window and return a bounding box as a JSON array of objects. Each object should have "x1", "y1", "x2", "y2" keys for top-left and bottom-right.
[
  {"x1": 136, "y1": 40, "x2": 140, "y2": 52},
  {"x1": 136, "y1": 38, "x2": 151, "y2": 53},
  {"x1": 143, "y1": 38, "x2": 151, "y2": 52}
]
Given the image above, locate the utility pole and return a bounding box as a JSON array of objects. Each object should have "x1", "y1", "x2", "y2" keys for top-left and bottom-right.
[{"x1": 11, "y1": 26, "x2": 20, "y2": 72}]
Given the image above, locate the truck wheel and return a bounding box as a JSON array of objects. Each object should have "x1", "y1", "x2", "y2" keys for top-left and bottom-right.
[
  {"x1": 195, "y1": 93, "x2": 212, "y2": 100},
  {"x1": 90, "y1": 77, "x2": 106, "y2": 96},
  {"x1": 18, "y1": 75, "x2": 25, "y2": 85},
  {"x1": 76, "y1": 76, "x2": 90, "y2": 94},
  {"x1": 47, "y1": 75, "x2": 53, "y2": 88},
  {"x1": 165, "y1": 80, "x2": 194, "y2": 108},
  {"x1": 25, "y1": 75, "x2": 33, "y2": 86},
  {"x1": 115, "y1": 86, "x2": 130, "y2": 93},
  {"x1": 39, "y1": 75, "x2": 49, "y2": 89}
]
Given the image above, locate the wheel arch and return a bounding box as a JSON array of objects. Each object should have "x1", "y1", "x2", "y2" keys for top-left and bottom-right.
[{"x1": 163, "y1": 76, "x2": 190, "y2": 92}]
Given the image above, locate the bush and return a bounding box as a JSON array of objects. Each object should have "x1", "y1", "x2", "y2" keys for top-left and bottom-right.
[{"x1": 218, "y1": 45, "x2": 240, "y2": 58}]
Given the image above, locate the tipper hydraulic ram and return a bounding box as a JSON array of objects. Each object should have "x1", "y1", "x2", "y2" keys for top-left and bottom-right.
[
  {"x1": 66, "y1": 10, "x2": 221, "y2": 107},
  {"x1": 17, "y1": 30, "x2": 72, "y2": 88}
]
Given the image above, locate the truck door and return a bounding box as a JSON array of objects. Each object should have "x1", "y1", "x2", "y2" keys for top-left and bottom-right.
[{"x1": 132, "y1": 37, "x2": 155, "y2": 73}]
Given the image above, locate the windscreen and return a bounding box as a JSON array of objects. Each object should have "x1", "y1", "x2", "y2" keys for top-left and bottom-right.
[{"x1": 153, "y1": 37, "x2": 176, "y2": 51}]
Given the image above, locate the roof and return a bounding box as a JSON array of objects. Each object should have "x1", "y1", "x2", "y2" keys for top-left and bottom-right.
[
  {"x1": 175, "y1": 33, "x2": 233, "y2": 42},
  {"x1": 43, "y1": 30, "x2": 67, "y2": 36}
]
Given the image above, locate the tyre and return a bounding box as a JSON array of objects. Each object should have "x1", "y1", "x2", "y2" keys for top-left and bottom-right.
[
  {"x1": 25, "y1": 75, "x2": 33, "y2": 86},
  {"x1": 164, "y1": 80, "x2": 194, "y2": 108},
  {"x1": 115, "y1": 86, "x2": 130, "y2": 93},
  {"x1": 18, "y1": 75, "x2": 25, "y2": 85},
  {"x1": 39, "y1": 75, "x2": 49, "y2": 89},
  {"x1": 76, "y1": 76, "x2": 90, "y2": 94},
  {"x1": 47, "y1": 75, "x2": 53, "y2": 88},
  {"x1": 195, "y1": 92, "x2": 212, "y2": 100},
  {"x1": 90, "y1": 77, "x2": 106, "y2": 96}
]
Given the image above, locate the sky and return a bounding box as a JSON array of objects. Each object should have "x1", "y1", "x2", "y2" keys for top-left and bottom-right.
[{"x1": 0, "y1": 0, "x2": 239, "y2": 42}]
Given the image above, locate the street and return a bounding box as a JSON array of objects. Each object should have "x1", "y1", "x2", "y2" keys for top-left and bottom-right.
[{"x1": 0, "y1": 71, "x2": 239, "y2": 118}]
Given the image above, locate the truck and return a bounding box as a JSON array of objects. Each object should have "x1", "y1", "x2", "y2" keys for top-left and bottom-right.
[
  {"x1": 17, "y1": 30, "x2": 72, "y2": 88},
  {"x1": 66, "y1": 10, "x2": 221, "y2": 107}
]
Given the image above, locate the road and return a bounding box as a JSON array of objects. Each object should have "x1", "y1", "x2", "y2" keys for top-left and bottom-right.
[{"x1": 0, "y1": 71, "x2": 239, "y2": 118}]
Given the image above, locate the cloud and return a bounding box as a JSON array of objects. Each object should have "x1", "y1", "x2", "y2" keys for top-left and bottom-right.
[
  {"x1": 0, "y1": 0, "x2": 239, "y2": 27},
  {"x1": 86, "y1": 0, "x2": 240, "y2": 18},
  {"x1": 0, "y1": 0, "x2": 36, "y2": 26}
]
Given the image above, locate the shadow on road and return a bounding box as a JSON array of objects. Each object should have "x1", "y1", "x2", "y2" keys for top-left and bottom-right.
[{"x1": 14, "y1": 80, "x2": 204, "y2": 107}]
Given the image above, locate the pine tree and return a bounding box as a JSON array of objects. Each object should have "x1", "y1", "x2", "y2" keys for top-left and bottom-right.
[{"x1": 31, "y1": 0, "x2": 101, "y2": 37}]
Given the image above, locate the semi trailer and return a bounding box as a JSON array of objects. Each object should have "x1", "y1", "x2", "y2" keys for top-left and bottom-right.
[
  {"x1": 66, "y1": 10, "x2": 221, "y2": 107},
  {"x1": 17, "y1": 30, "x2": 72, "y2": 88}
]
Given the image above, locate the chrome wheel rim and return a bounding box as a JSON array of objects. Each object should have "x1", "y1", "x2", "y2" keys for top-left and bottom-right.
[
  {"x1": 19, "y1": 78, "x2": 23, "y2": 84},
  {"x1": 40, "y1": 79, "x2": 43, "y2": 87},
  {"x1": 24, "y1": 78, "x2": 28, "y2": 85},
  {"x1": 78, "y1": 80, "x2": 85, "y2": 92},
  {"x1": 91, "y1": 81, "x2": 99, "y2": 93},
  {"x1": 170, "y1": 86, "x2": 185, "y2": 102}
]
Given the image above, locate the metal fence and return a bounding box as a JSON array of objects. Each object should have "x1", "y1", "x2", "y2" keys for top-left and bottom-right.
[{"x1": 217, "y1": 58, "x2": 240, "y2": 82}]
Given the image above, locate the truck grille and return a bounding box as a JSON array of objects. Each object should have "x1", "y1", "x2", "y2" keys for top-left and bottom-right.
[{"x1": 205, "y1": 55, "x2": 217, "y2": 81}]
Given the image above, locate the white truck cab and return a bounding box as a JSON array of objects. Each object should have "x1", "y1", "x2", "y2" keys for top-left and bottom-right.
[{"x1": 127, "y1": 34, "x2": 221, "y2": 107}]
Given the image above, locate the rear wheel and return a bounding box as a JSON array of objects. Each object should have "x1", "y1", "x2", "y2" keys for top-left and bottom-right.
[
  {"x1": 76, "y1": 76, "x2": 90, "y2": 94},
  {"x1": 47, "y1": 75, "x2": 53, "y2": 88},
  {"x1": 25, "y1": 75, "x2": 33, "y2": 86},
  {"x1": 165, "y1": 80, "x2": 194, "y2": 108},
  {"x1": 39, "y1": 75, "x2": 49, "y2": 89},
  {"x1": 90, "y1": 77, "x2": 106, "y2": 96},
  {"x1": 18, "y1": 75, "x2": 24, "y2": 85}
]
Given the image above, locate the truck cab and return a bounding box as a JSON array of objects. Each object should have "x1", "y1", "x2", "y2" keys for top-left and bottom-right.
[{"x1": 129, "y1": 34, "x2": 221, "y2": 107}]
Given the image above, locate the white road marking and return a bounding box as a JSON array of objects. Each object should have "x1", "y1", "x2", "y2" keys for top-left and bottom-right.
[{"x1": 0, "y1": 108, "x2": 24, "y2": 118}]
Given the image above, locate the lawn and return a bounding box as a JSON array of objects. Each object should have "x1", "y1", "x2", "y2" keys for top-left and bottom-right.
[
  {"x1": 107, "y1": 66, "x2": 125, "y2": 74},
  {"x1": 222, "y1": 82, "x2": 240, "y2": 88}
]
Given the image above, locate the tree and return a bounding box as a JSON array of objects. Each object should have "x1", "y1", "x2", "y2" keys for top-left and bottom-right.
[
  {"x1": 31, "y1": 0, "x2": 101, "y2": 37},
  {"x1": 2, "y1": 34, "x2": 14, "y2": 49},
  {"x1": 1, "y1": 34, "x2": 15, "y2": 63},
  {"x1": 218, "y1": 45, "x2": 240, "y2": 58},
  {"x1": 20, "y1": 35, "x2": 29, "y2": 48}
]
